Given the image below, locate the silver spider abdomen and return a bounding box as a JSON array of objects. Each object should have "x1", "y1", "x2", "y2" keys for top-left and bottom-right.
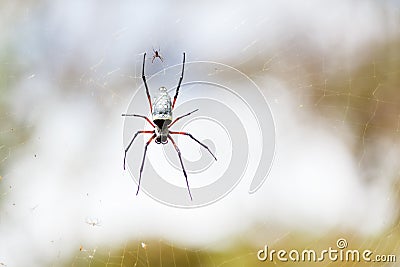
[{"x1": 152, "y1": 87, "x2": 172, "y2": 127}]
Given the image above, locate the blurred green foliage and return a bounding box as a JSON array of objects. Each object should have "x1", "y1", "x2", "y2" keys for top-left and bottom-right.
[{"x1": 0, "y1": 47, "x2": 31, "y2": 198}]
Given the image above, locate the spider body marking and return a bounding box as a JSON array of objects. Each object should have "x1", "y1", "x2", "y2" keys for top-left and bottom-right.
[{"x1": 122, "y1": 52, "x2": 217, "y2": 200}]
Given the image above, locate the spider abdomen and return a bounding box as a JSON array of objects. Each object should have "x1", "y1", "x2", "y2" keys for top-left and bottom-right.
[{"x1": 152, "y1": 86, "x2": 172, "y2": 129}]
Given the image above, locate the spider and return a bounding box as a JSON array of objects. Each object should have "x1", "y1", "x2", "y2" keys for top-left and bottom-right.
[
  {"x1": 122, "y1": 52, "x2": 217, "y2": 200},
  {"x1": 151, "y1": 48, "x2": 164, "y2": 63}
]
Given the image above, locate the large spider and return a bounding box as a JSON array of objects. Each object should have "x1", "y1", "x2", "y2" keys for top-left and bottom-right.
[{"x1": 122, "y1": 52, "x2": 217, "y2": 200}]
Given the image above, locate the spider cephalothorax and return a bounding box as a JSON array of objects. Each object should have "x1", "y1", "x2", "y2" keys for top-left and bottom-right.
[{"x1": 122, "y1": 52, "x2": 217, "y2": 200}]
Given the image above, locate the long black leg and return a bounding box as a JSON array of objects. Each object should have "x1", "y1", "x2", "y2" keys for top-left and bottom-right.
[
  {"x1": 168, "y1": 134, "x2": 192, "y2": 200},
  {"x1": 137, "y1": 133, "x2": 156, "y2": 195},
  {"x1": 124, "y1": 130, "x2": 155, "y2": 170},
  {"x1": 142, "y1": 53, "x2": 152, "y2": 112},
  {"x1": 172, "y1": 52, "x2": 185, "y2": 110},
  {"x1": 168, "y1": 109, "x2": 198, "y2": 128},
  {"x1": 169, "y1": 131, "x2": 217, "y2": 161},
  {"x1": 121, "y1": 113, "x2": 155, "y2": 128}
]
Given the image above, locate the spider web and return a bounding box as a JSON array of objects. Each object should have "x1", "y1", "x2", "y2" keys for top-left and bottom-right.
[{"x1": 1, "y1": 1, "x2": 400, "y2": 267}]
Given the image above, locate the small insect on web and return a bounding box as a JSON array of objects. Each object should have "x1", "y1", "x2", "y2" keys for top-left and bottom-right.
[
  {"x1": 151, "y1": 47, "x2": 164, "y2": 63},
  {"x1": 122, "y1": 52, "x2": 217, "y2": 200},
  {"x1": 85, "y1": 218, "x2": 101, "y2": 227}
]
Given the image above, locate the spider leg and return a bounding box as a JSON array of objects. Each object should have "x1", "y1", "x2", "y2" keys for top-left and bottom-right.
[
  {"x1": 169, "y1": 131, "x2": 217, "y2": 161},
  {"x1": 142, "y1": 53, "x2": 152, "y2": 112},
  {"x1": 172, "y1": 52, "x2": 185, "y2": 110},
  {"x1": 124, "y1": 130, "x2": 155, "y2": 170},
  {"x1": 122, "y1": 114, "x2": 155, "y2": 128},
  {"x1": 168, "y1": 109, "x2": 199, "y2": 128},
  {"x1": 168, "y1": 134, "x2": 192, "y2": 201},
  {"x1": 137, "y1": 133, "x2": 156, "y2": 195}
]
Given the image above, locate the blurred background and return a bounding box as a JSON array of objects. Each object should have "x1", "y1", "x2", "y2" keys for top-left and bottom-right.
[{"x1": 0, "y1": 0, "x2": 400, "y2": 266}]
